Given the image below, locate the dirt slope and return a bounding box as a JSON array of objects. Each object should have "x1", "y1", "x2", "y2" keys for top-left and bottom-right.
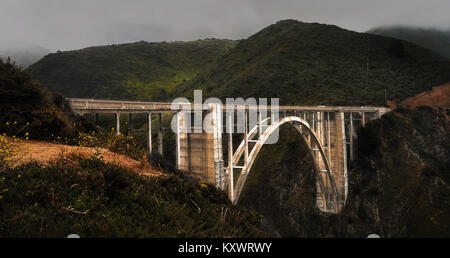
[
  {"x1": 11, "y1": 139, "x2": 162, "y2": 177},
  {"x1": 401, "y1": 83, "x2": 450, "y2": 108},
  {"x1": 389, "y1": 83, "x2": 450, "y2": 108}
]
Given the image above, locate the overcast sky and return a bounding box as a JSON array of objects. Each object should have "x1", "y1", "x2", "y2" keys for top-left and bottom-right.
[{"x1": 1, "y1": 0, "x2": 449, "y2": 51}]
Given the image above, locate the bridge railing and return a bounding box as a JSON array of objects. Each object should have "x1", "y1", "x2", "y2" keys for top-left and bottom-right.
[{"x1": 66, "y1": 98, "x2": 389, "y2": 113}]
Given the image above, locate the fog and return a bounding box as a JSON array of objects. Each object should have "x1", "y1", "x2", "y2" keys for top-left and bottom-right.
[{"x1": 1, "y1": 0, "x2": 449, "y2": 51}]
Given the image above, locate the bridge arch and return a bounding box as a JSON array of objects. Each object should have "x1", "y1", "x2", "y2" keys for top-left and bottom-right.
[{"x1": 229, "y1": 116, "x2": 340, "y2": 213}]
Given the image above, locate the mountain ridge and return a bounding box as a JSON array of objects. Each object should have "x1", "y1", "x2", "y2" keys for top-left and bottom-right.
[
  {"x1": 27, "y1": 38, "x2": 238, "y2": 101},
  {"x1": 174, "y1": 20, "x2": 450, "y2": 106}
]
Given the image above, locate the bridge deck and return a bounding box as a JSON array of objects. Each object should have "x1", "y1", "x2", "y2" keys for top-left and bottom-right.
[{"x1": 66, "y1": 98, "x2": 389, "y2": 114}]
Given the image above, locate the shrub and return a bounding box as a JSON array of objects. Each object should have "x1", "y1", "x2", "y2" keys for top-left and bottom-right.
[
  {"x1": 0, "y1": 156, "x2": 267, "y2": 237},
  {"x1": 0, "y1": 122, "x2": 29, "y2": 170},
  {"x1": 71, "y1": 130, "x2": 145, "y2": 160},
  {"x1": 0, "y1": 60, "x2": 91, "y2": 141}
]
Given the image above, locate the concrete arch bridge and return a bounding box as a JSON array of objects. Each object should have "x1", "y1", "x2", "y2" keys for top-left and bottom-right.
[{"x1": 67, "y1": 98, "x2": 389, "y2": 213}]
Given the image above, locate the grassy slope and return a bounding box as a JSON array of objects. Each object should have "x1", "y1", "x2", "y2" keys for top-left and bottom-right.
[
  {"x1": 175, "y1": 20, "x2": 450, "y2": 106},
  {"x1": 26, "y1": 39, "x2": 237, "y2": 101},
  {"x1": 0, "y1": 158, "x2": 266, "y2": 237},
  {"x1": 368, "y1": 26, "x2": 450, "y2": 58}
]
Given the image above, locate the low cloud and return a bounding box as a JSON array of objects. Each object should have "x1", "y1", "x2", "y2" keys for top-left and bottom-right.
[{"x1": 1, "y1": 0, "x2": 449, "y2": 51}]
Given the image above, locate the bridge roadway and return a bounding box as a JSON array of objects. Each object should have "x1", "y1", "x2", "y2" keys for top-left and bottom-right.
[
  {"x1": 67, "y1": 98, "x2": 388, "y2": 113},
  {"x1": 66, "y1": 97, "x2": 389, "y2": 213}
]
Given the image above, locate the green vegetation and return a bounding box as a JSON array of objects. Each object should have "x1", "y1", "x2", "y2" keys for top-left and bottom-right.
[
  {"x1": 0, "y1": 58, "x2": 269, "y2": 237},
  {"x1": 3, "y1": 19, "x2": 450, "y2": 237},
  {"x1": 26, "y1": 20, "x2": 450, "y2": 106},
  {"x1": 0, "y1": 59, "x2": 91, "y2": 141},
  {"x1": 0, "y1": 157, "x2": 266, "y2": 237},
  {"x1": 368, "y1": 26, "x2": 450, "y2": 58},
  {"x1": 174, "y1": 20, "x2": 450, "y2": 106},
  {"x1": 0, "y1": 133, "x2": 23, "y2": 170},
  {"x1": 27, "y1": 39, "x2": 237, "y2": 101},
  {"x1": 70, "y1": 130, "x2": 146, "y2": 160}
]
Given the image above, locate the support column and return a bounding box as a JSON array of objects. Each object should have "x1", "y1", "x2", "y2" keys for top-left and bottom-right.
[
  {"x1": 115, "y1": 113, "x2": 120, "y2": 135},
  {"x1": 332, "y1": 111, "x2": 348, "y2": 209},
  {"x1": 227, "y1": 112, "x2": 234, "y2": 202},
  {"x1": 349, "y1": 112, "x2": 354, "y2": 161},
  {"x1": 157, "y1": 113, "x2": 163, "y2": 156},
  {"x1": 327, "y1": 112, "x2": 331, "y2": 166},
  {"x1": 177, "y1": 105, "x2": 223, "y2": 188},
  {"x1": 258, "y1": 111, "x2": 262, "y2": 139},
  {"x1": 320, "y1": 112, "x2": 324, "y2": 146},
  {"x1": 212, "y1": 105, "x2": 224, "y2": 189},
  {"x1": 176, "y1": 112, "x2": 181, "y2": 169},
  {"x1": 177, "y1": 112, "x2": 190, "y2": 172},
  {"x1": 361, "y1": 111, "x2": 365, "y2": 127},
  {"x1": 244, "y1": 110, "x2": 248, "y2": 165},
  {"x1": 147, "y1": 113, "x2": 152, "y2": 154},
  {"x1": 312, "y1": 112, "x2": 316, "y2": 131}
]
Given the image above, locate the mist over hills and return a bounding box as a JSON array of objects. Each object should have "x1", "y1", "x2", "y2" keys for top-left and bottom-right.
[
  {"x1": 0, "y1": 46, "x2": 50, "y2": 68},
  {"x1": 368, "y1": 26, "x2": 450, "y2": 58}
]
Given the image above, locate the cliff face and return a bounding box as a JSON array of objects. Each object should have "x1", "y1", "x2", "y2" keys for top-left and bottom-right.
[{"x1": 340, "y1": 107, "x2": 450, "y2": 237}]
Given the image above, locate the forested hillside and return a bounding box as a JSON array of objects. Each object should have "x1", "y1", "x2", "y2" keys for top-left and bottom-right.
[
  {"x1": 27, "y1": 39, "x2": 237, "y2": 101},
  {"x1": 175, "y1": 20, "x2": 450, "y2": 106},
  {"x1": 0, "y1": 59, "x2": 89, "y2": 140}
]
